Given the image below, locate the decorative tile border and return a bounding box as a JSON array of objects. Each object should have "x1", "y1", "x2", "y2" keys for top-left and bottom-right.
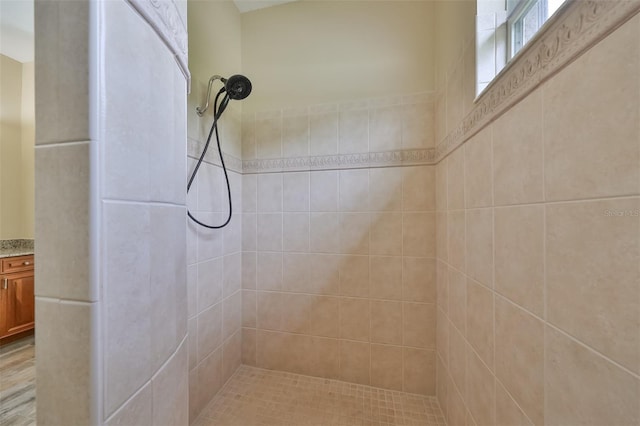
[
  {"x1": 241, "y1": 148, "x2": 437, "y2": 174},
  {"x1": 436, "y1": 0, "x2": 640, "y2": 162},
  {"x1": 187, "y1": 138, "x2": 243, "y2": 174},
  {"x1": 126, "y1": 0, "x2": 190, "y2": 88}
]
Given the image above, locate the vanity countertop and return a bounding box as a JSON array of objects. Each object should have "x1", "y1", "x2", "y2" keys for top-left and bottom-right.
[{"x1": 0, "y1": 240, "x2": 34, "y2": 259}]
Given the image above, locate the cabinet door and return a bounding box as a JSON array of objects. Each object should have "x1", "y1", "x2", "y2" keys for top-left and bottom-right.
[{"x1": 4, "y1": 271, "x2": 35, "y2": 337}]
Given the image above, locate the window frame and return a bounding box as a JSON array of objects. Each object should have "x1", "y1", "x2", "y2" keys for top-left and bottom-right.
[{"x1": 507, "y1": 0, "x2": 549, "y2": 60}]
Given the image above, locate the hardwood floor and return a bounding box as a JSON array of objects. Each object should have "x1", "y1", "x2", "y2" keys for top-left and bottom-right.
[{"x1": 0, "y1": 336, "x2": 35, "y2": 426}]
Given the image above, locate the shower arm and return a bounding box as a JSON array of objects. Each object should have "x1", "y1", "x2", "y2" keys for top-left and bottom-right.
[{"x1": 196, "y1": 75, "x2": 224, "y2": 116}]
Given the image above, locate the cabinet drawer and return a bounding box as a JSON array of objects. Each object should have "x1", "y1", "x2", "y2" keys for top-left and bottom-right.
[{"x1": 1, "y1": 255, "x2": 34, "y2": 273}]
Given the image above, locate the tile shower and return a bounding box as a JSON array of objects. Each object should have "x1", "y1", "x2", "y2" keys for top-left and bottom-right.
[
  {"x1": 30, "y1": 0, "x2": 640, "y2": 425},
  {"x1": 239, "y1": 95, "x2": 438, "y2": 394}
]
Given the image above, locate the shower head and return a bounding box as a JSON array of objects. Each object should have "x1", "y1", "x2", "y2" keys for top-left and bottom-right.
[
  {"x1": 222, "y1": 75, "x2": 252, "y2": 100},
  {"x1": 196, "y1": 74, "x2": 252, "y2": 116}
]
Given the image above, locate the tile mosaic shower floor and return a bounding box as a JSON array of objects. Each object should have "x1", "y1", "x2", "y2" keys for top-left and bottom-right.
[{"x1": 195, "y1": 365, "x2": 446, "y2": 426}]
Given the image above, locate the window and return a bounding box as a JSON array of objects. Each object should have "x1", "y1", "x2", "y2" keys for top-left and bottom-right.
[
  {"x1": 476, "y1": 0, "x2": 567, "y2": 96},
  {"x1": 507, "y1": 0, "x2": 567, "y2": 59}
]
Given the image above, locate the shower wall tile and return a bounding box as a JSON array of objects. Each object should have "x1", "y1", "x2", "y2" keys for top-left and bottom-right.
[
  {"x1": 402, "y1": 102, "x2": 434, "y2": 149},
  {"x1": 282, "y1": 114, "x2": 309, "y2": 158},
  {"x1": 242, "y1": 252, "x2": 257, "y2": 289},
  {"x1": 241, "y1": 114, "x2": 256, "y2": 160},
  {"x1": 448, "y1": 322, "x2": 466, "y2": 395},
  {"x1": 403, "y1": 166, "x2": 436, "y2": 212},
  {"x1": 34, "y1": 143, "x2": 91, "y2": 301},
  {"x1": 369, "y1": 213, "x2": 403, "y2": 256},
  {"x1": 283, "y1": 172, "x2": 310, "y2": 212},
  {"x1": 242, "y1": 174, "x2": 257, "y2": 213},
  {"x1": 447, "y1": 268, "x2": 466, "y2": 335},
  {"x1": 197, "y1": 258, "x2": 222, "y2": 313},
  {"x1": 338, "y1": 213, "x2": 370, "y2": 255},
  {"x1": 339, "y1": 169, "x2": 369, "y2": 212},
  {"x1": 245, "y1": 96, "x2": 438, "y2": 394},
  {"x1": 340, "y1": 298, "x2": 370, "y2": 342},
  {"x1": 103, "y1": 202, "x2": 152, "y2": 415},
  {"x1": 339, "y1": 109, "x2": 369, "y2": 154},
  {"x1": 435, "y1": 211, "x2": 448, "y2": 263},
  {"x1": 369, "y1": 105, "x2": 403, "y2": 152},
  {"x1": 447, "y1": 148, "x2": 465, "y2": 210},
  {"x1": 256, "y1": 252, "x2": 283, "y2": 290},
  {"x1": 403, "y1": 257, "x2": 436, "y2": 303},
  {"x1": 370, "y1": 344, "x2": 403, "y2": 391},
  {"x1": 339, "y1": 340, "x2": 371, "y2": 385},
  {"x1": 35, "y1": 299, "x2": 96, "y2": 426},
  {"x1": 370, "y1": 300, "x2": 403, "y2": 345},
  {"x1": 222, "y1": 331, "x2": 242, "y2": 384},
  {"x1": 403, "y1": 302, "x2": 436, "y2": 349},
  {"x1": 223, "y1": 213, "x2": 242, "y2": 254},
  {"x1": 544, "y1": 326, "x2": 640, "y2": 426},
  {"x1": 105, "y1": 384, "x2": 152, "y2": 426},
  {"x1": 151, "y1": 341, "x2": 189, "y2": 426},
  {"x1": 257, "y1": 213, "x2": 283, "y2": 251},
  {"x1": 369, "y1": 168, "x2": 403, "y2": 211},
  {"x1": 465, "y1": 278, "x2": 494, "y2": 370},
  {"x1": 495, "y1": 297, "x2": 544, "y2": 426},
  {"x1": 282, "y1": 253, "x2": 310, "y2": 292},
  {"x1": 188, "y1": 74, "x2": 244, "y2": 425},
  {"x1": 403, "y1": 212, "x2": 435, "y2": 257},
  {"x1": 492, "y1": 89, "x2": 543, "y2": 206},
  {"x1": 283, "y1": 213, "x2": 310, "y2": 252},
  {"x1": 242, "y1": 213, "x2": 257, "y2": 251},
  {"x1": 494, "y1": 205, "x2": 544, "y2": 316},
  {"x1": 546, "y1": 198, "x2": 640, "y2": 374},
  {"x1": 370, "y1": 256, "x2": 403, "y2": 300},
  {"x1": 257, "y1": 174, "x2": 283, "y2": 212},
  {"x1": 338, "y1": 255, "x2": 369, "y2": 297},
  {"x1": 435, "y1": 159, "x2": 448, "y2": 212},
  {"x1": 242, "y1": 290, "x2": 257, "y2": 328},
  {"x1": 197, "y1": 348, "x2": 223, "y2": 414},
  {"x1": 447, "y1": 210, "x2": 465, "y2": 272},
  {"x1": 435, "y1": 20, "x2": 640, "y2": 422},
  {"x1": 403, "y1": 348, "x2": 436, "y2": 395},
  {"x1": 465, "y1": 348, "x2": 495, "y2": 426},
  {"x1": 543, "y1": 16, "x2": 640, "y2": 202},
  {"x1": 256, "y1": 116, "x2": 282, "y2": 159},
  {"x1": 464, "y1": 127, "x2": 493, "y2": 209},
  {"x1": 310, "y1": 171, "x2": 339, "y2": 212},
  {"x1": 310, "y1": 111, "x2": 338, "y2": 156},
  {"x1": 241, "y1": 328, "x2": 257, "y2": 366},
  {"x1": 308, "y1": 254, "x2": 340, "y2": 295},
  {"x1": 35, "y1": 0, "x2": 90, "y2": 145},
  {"x1": 465, "y1": 208, "x2": 493, "y2": 288},
  {"x1": 223, "y1": 291, "x2": 242, "y2": 340},
  {"x1": 197, "y1": 303, "x2": 222, "y2": 362},
  {"x1": 495, "y1": 380, "x2": 533, "y2": 426},
  {"x1": 223, "y1": 252, "x2": 242, "y2": 298},
  {"x1": 310, "y1": 212, "x2": 340, "y2": 253}
]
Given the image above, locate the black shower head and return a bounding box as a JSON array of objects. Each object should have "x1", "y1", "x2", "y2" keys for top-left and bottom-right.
[{"x1": 222, "y1": 75, "x2": 252, "y2": 100}]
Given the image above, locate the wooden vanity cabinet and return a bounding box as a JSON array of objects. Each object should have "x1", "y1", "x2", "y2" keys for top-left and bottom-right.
[{"x1": 0, "y1": 255, "x2": 35, "y2": 343}]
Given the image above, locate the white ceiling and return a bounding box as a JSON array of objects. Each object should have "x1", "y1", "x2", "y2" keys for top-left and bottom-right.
[
  {"x1": 0, "y1": 0, "x2": 34, "y2": 63},
  {"x1": 233, "y1": 0, "x2": 298, "y2": 13}
]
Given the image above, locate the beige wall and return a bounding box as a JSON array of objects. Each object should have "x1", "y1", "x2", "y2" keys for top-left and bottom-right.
[
  {"x1": 241, "y1": 0, "x2": 436, "y2": 113},
  {"x1": 435, "y1": 5, "x2": 640, "y2": 426},
  {"x1": 0, "y1": 54, "x2": 34, "y2": 239},
  {"x1": 187, "y1": 0, "x2": 244, "y2": 422}
]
